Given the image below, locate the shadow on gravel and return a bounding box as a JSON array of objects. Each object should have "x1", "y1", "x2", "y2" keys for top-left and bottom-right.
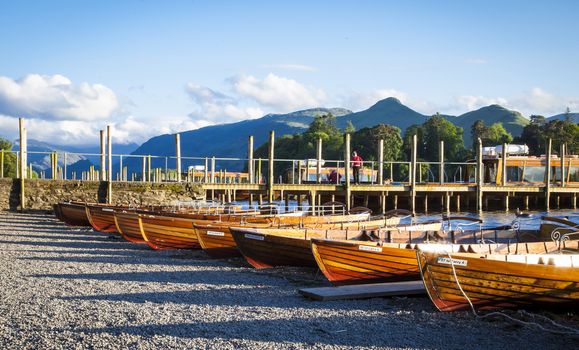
[
  {"x1": 65, "y1": 313, "x2": 536, "y2": 349},
  {"x1": 59, "y1": 287, "x2": 420, "y2": 312},
  {"x1": 1, "y1": 239, "x2": 149, "y2": 251}
]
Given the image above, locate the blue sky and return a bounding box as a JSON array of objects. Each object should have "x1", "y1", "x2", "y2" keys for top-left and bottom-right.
[{"x1": 0, "y1": 0, "x2": 577, "y2": 145}]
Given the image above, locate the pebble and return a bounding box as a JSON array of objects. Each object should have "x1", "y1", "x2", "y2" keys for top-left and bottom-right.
[{"x1": 0, "y1": 211, "x2": 577, "y2": 349}]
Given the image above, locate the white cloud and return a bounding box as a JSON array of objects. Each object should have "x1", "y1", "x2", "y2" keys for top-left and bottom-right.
[
  {"x1": 230, "y1": 73, "x2": 327, "y2": 112},
  {"x1": 447, "y1": 87, "x2": 578, "y2": 116},
  {"x1": 451, "y1": 95, "x2": 509, "y2": 113},
  {"x1": 0, "y1": 74, "x2": 118, "y2": 121},
  {"x1": 262, "y1": 64, "x2": 317, "y2": 72},
  {"x1": 185, "y1": 83, "x2": 264, "y2": 123}
]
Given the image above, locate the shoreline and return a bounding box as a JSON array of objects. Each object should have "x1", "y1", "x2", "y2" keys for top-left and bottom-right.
[{"x1": 0, "y1": 211, "x2": 577, "y2": 349}]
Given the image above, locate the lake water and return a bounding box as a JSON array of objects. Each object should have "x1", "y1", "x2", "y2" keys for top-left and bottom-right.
[{"x1": 234, "y1": 200, "x2": 578, "y2": 230}]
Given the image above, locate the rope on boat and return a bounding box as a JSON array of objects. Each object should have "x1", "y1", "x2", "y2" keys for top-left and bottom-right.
[{"x1": 445, "y1": 252, "x2": 579, "y2": 336}]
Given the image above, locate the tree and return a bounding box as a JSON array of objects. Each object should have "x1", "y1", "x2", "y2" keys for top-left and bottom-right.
[
  {"x1": 351, "y1": 124, "x2": 403, "y2": 162},
  {"x1": 0, "y1": 137, "x2": 17, "y2": 177},
  {"x1": 484, "y1": 122, "x2": 513, "y2": 145},
  {"x1": 471, "y1": 120, "x2": 486, "y2": 150},
  {"x1": 404, "y1": 113, "x2": 465, "y2": 162},
  {"x1": 516, "y1": 115, "x2": 545, "y2": 154},
  {"x1": 344, "y1": 120, "x2": 356, "y2": 134}
]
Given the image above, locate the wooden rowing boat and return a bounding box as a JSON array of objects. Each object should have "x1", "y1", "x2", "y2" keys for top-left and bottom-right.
[
  {"x1": 417, "y1": 250, "x2": 579, "y2": 311},
  {"x1": 57, "y1": 202, "x2": 92, "y2": 226},
  {"x1": 230, "y1": 226, "x2": 390, "y2": 269},
  {"x1": 539, "y1": 216, "x2": 579, "y2": 241},
  {"x1": 311, "y1": 238, "x2": 579, "y2": 285},
  {"x1": 85, "y1": 204, "x2": 120, "y2": 233},
  {"x1": 195, "y1": 215, "x2": 403, "y2": 259},
  {"x1": 139, "y1": 214, "x2": 201, "y2": 250},
  {"x1": 113, "y1": 211, "x2": 146, "y2": 243}
]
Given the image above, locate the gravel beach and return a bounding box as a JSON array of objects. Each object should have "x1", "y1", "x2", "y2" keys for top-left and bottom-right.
[{"x1": 0, "y1": 211, "x2": 577, "y2": 349}]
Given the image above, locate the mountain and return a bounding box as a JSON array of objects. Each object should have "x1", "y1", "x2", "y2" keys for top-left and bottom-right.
[
  {"x1": 452, "y1": 105, "x2": 530, "y2": 146},
  {"x1": 13, "y1": 139, "x2": 139, "y2": 177},
  {"x1": 123, "y1": 108, "x2": 352, "y2": 173},
  {"x1": 126, "y1": 99, "x2": 537, "y2": 173},
  {"x1": 335, "y1": 97, "x2": 428, "y2": 131},
  {"x1": 548, "y1": 112, "x2": 579, "y2": 123}
]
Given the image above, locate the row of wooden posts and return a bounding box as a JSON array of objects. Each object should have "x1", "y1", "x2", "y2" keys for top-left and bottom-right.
[{"x1": 10, "y1": 118, "x2": 563, "y2": 212}]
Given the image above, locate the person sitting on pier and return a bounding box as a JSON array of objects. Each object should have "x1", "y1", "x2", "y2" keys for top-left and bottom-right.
[
  {"x1": 352, "y1": 151, "x2": 363, "y2": 184},
  {"x1": 327, "y1": 169, "x2": 342, "y2": 184}
]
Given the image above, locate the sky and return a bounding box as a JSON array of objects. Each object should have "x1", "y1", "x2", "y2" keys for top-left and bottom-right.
[{"x1": 0, "y1": 0, "x2": 578, "y2": 146}]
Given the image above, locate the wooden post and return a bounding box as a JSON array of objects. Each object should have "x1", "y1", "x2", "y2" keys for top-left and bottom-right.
[
  {"x1": 316, "y1": 137, "x2": 322, "y2": 184},
  {"x1": 142, "y1": 156, "x2": 146, "y2": 182},
  {"x1": 147, "y1": 155, "x2": 152, "y2": 182},
  {"x1": 410, "y1": 134, "x2": 417, "y2": 215},
  {"x1": 560, "y1": 143, "x2": 566, "y2": 187},
  {"x1": 378, "y1": 139, "x2": 384, "y2": 185},
  {"x1": 100, "y1": 130, "x2": 106, "y2": 181},
  {"x1": 19, "y1": 118, "x2": 26, "y2": 210},
  {"x1": 107, "y1": 125, "x2": 113, "y2": 204},
  {"x1": 119, "y1": 155, "x2": 123, "y2": 181},
  {"x1": 476, "y1": 138, "x2": 483, "y2": 212},
  {"x1": 175, "y1": 133, "x2": 181, "y2": 183},
  {"x1": 211, "y1": 157, "x2": 216, "y2": 184},
  {"x1": 344, "y1": 133, "x2": 351, "y2": 211},
  {"x1": 439, "y1": 140, "x2": 444, "y2": 184},
  {"x1": 501, "y1": 143, "x2": 508, "y2": 186},
  {"x1": 0, "y1": 149, "x2": 3, "y2": 178},
  {"x1": 268, "y1": 131, "x2": 275, "y2": 202},
  {"x1": 63, "y1": 152, "x2": 67, "y2": 180},
  {"x1": 381, "y1": 191, "x2": 386, "y2": 214},
  {"x1": 545, "y1": 138, "x2": 552, "y2": 210},
  {"x1": 204, "y1": 157, "x2": 209, "y2": 183},
  {"x1": 424, "y1": 194, "x2": 428, "y2": 213},
  {"x1": 503, "y1": 194, "x2": 509, "y2": 211},
  {"x1": 310, "y1": 190, "x2": 316, "y2": 215},
  {"x1": 248, "y1": 135, "x2": 254, "y2": 184}
]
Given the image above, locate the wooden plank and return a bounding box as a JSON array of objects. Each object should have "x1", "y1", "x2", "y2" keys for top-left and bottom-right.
[{"x1": 299, "y1": 280, "x2": 425, "y2": 301}]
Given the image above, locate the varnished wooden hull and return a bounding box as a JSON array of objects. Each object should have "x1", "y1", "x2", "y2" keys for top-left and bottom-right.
[
  {"x1": 417, "y1": 251, "x2": 579, "y2": 311},
  {"x1": 86, "y1": 205, "x2": 119, "y2": 233},
  {"x1": 312, "y1": 240, "x2": 421, "y2": 285},
  {"x1": 139, "y1": 214, "x2": 200, "y2": 250},
  {"x1": 113, "y1": 211, "x2": 146, "y2": 243},
  {"x1": 58, "y1": 202, "x2": 91, "y2": 226},
  {"x1": 195, "y1": 224, "x2": 241, "y2": 258},
  {"x1": 230, "y1": 228, "x2": 316, "y2": 268},
  {"x1": 195, "y1": 216, "x2": 402, "y2": 259},
  {"x1": 312, "y1": 239, "x2": 577, "y2": 286}
]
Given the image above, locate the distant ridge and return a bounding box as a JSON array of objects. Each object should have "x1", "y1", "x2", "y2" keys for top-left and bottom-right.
[{"x1": 452, "y1": 104, "x2": 529, "y2": 146}]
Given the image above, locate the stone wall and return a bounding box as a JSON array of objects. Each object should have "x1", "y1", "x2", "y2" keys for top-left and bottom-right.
[{"x1": 0, "y1": 179, "x2": 204, "y2": 211}]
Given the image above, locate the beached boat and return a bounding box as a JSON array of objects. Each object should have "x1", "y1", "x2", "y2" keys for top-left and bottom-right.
[
  {"x1": 311, "y1": 238, "x2": 579, "y2": 285},
  {"x1": 85, "y1": 204, "x2": 121, "y2": 233},
  {"x1": 417, "y1": 250, "x2": 579, "y2": 311},
  {"x1": 56, "y1": 202, "x2": 92, "y2": 226},
  {"x1": 139, "y1": 214, "x2": 201, "y2": 250},
  {"x1": 113, "y1": 211, "x2": 146, "y2": 243},
  {"x1": 230, "y1": 226, "x2": 395, "y2": 268},
  {"x1": 196, "y1": 215, "x2": 403, "y2": 259}
]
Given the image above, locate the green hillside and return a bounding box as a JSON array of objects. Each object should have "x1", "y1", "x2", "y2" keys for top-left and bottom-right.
[
  {"x1": 453, "y1": 105, "x2": 529, "y2": 146},
  {"x1": 337, "y1": 97, "x2": 427, "y2": 131}
]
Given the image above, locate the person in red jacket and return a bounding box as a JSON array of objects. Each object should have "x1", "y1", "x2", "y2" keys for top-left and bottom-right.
[{"x1": 351, "y1": 151, "x2": 363, "y2": 184}]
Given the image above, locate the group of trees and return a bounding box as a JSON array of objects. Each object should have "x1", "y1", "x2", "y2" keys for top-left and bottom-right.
[
  {"x1": 0, "y1": 137, "x2": 17, "y2": 177},
  {"x1": 257, "y1": 110, "x2": 579, "y2": 180},
  {"x1": 515, "y1": 115, "x2": 579, "y2": 155}
]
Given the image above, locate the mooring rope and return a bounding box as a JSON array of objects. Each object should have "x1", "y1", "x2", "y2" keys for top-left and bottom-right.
[{"x1": 445, "y1": 252, "x2": 579, "y2": 335}]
